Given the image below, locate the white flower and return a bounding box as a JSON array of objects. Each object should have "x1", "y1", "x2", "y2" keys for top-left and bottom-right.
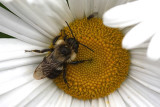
[
  {"x1": 103, "y1": 0, "x2": 160, "y2": 60},
  {"x1": 0, "y1": 0, "x2": 160, "y2": 107}
]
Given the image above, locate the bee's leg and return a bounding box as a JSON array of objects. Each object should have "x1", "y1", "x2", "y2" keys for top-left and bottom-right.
[
  {"x1": 69, "y1": 59, "x2": 92, "y2": 65},
  {"x1": 53, "y1": 35, "x2": 61, "y2": 45},
  {"x1": 25, "y1": 48, "x2": 54, "y2": 53},
  {"x1": 63, "y1": 64, "x2": 70, "y2": 88},
  {"x1": 87, "y1": 12, "x2": 98, "y2": 20}
]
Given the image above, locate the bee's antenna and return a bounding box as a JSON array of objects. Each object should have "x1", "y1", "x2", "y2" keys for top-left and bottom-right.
[
  {"x1": 65, "y1": 21, "x2": 75, "y2": 39},
  {"x1": 79, "y1": 43, "x2": 94, "y2": 52},
  {"x1": 65, "y1": 21, "x2": 94, "y2": 52}
]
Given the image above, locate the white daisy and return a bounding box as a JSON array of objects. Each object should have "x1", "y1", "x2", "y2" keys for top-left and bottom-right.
[
  {"x1": 103, "y1": 0, "x2": 160, "y2": 60},
  {"x1": 0, "y1": 0, "x2": 160, "y2": 107}
]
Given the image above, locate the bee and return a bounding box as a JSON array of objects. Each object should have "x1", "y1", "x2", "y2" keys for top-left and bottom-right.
[
  {"x1": 25, "y1": 21, "x2": 94, "y2": 87},
  {"x1": 87, "y1": 12, "x2": 98, "y2": 20}
]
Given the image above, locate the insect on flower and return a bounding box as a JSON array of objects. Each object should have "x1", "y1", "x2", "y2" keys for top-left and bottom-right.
[{"x1": 25, "y1": 20, "x2": 95, "y2": 87}]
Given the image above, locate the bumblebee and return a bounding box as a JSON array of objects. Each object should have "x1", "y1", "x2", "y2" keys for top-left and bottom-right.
[{"x1": 25, "y1": 21, "x2": 94, "y2": 86}]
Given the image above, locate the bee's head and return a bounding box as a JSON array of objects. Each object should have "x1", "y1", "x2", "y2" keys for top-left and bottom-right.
[
  {"x1": 66, "y1": 38, "x2": 79, "y2": 53},
  {"x1": 54, "y1": 39, "x2": 76, "y2": 62},
  {"x1": 65, "y1": 21, "x2": 94, "y2": 53},
  {"x1": 59, "y1": 44, "x2": 71, "y2": 56},
  {"x1": 55, "y1": 40, "x2": 72, "y2": 56}
]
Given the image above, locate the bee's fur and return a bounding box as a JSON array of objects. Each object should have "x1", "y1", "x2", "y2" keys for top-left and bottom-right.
[{"x1": 54, "y1": 39, "x2": 77, "y2": 63}]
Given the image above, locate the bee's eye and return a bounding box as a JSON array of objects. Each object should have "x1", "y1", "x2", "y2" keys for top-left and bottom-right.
[
  {"x1": 73, "y1": 43, "x2": 78, "y2": 49},
  {"x1": 60, "y1": 47, "x2": 71, "y2": 56}
]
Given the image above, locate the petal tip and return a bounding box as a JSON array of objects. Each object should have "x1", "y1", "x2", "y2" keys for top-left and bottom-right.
[
  {"x1": 147, "y1": 50, "x2": 160, "y2": 61},
  {"x1": 102, "y1": 12, "x2": 110, "y2": 27},
  {"x1": 122, "y1": 38, "x2": 134, "y2": 49}
]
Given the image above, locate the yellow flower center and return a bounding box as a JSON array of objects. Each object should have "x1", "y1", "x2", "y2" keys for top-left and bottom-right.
[{"x1": 53, "y1": 18, "x2": 130, "y2": 100}]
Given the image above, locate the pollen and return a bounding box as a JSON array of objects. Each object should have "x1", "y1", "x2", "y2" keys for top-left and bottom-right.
[{"x1": 53, "y1": 18, "x2": 130, "y2": 100}]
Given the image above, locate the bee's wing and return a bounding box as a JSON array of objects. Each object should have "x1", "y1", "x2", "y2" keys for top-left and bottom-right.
[
  {"x1": 33, "y1": 62, "x2": 47, "y2": 80},
  {"x1": 33, "y1": 55, "x2": 62, "y2": 80}
]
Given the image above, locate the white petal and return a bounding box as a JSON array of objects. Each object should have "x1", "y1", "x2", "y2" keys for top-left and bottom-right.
[
  {"x1": 103, "y1": 0, "x2": 142, "y2": 28},
  {"x1": 104, "y1": 97, "x2": 110, "y2": 107},
  {"x1": 23, "y1": 0, "x2": 73, "y2": 28},
  {"x1": 0, "y1": 7, "x2": 51, "y2": 44},
  {"x1": 0, "y1": 79, "x2": 48, "y2": 107},
  {"x1": 16, "y1": 0, "x2": 60, "y2": 36},
  {"x1": 4, "y1": 0, "x2": 75, "y2": 38},
  {"x1": 131, "y1": 55, "x2": 160, "y2": 76},
  {"x1": 0, "y1": 39, "x2": 46, "y2": 61},
  {"x1": 3, "y1": 0, "x2": 60, "y2": 38},
  {"x1": 71, "y1": 98, "x2": 81, "y2": 107},
  {"x1": 4, "y1": 3, "x2": 52, "y2": 38},
  {"x1": 80, "y1": 100, "x2": 85, "y2": 107},
  {"x1": 122, "y1": 22, "x2": 156, "y2": 49},
  {"x1": 55, "y1": 93, "x2": 72, "y2": 107},
  {"x1": 108, "y1": 91, "x2": 126, "y2": 107},
  {"x1": 0, "y1": 65, "x2": 34, "y2": 84},
  {"x1": 118, "y1": 87, "x2": 137, "y2": 106},
  {"x1": 84, "y1": 100, "x2": 91, "y2": 107},
  {"x1": 0, "y1": 55, "x2": 44, "y2": 71},
  {"x1": 62, "y1": 94, "x2": 72, "y2": 107},
  {"x1": 93, "y1": 0, "x2": 100, "y2": 13},
  {"x1": 120, "y1": 80, "x2": 154, "y2": 107},
  {"x1": 121, "y1": 25, "x2": 134, "y2": 35},
  {"x1": 84, "y1": 0, "x2": 94, "y2": 17},
  {"x1": 0, "y1": 50, "x2": 45, "y2": 62},
  {"x1": 95, "y1": 0, "x2": 129, "y2": 17},
  {"x1": 98, "y1": 98, "x2": 106, "y2": 107},
  {"x1": 68, "y1": 0, "x2": 84, "y2": 19},
  {"x1": 61, "y1": 94, "x2": 72, "y2": 107},
  {"x1": 0, "y1": 26, "x2": 49, "y2": 47},
  {"x1": 25, "y1": 83, "x2": 57, "y2": 107},
  {"x1": 130, "y1": 66, "x2": 159, "y2": 79},
  {"x1": 147, "y1": 32, "x2": 160, "y2": 60},
  {"x1": 24, "y1": 0, "x2": 65, "y2": 28},
  {"x1": 91, "y1": 99, "x2": 98, "y2": 107},
  {"x1": 95, "y1": 0, "x2": 108, "y2": 18},
  {"x1": 129, "y1": 68, "x2": 160, "y2": 93},
  {"x1": 125, "y1": 78, "x2": 160, "y2": 106},
  {"x1": 42, "y1": 0, "x2": 74, "y2": 23},
  {"x1": 0, "y1": 39, "x2": 45, "y2": 52},
  {"x1": 103, "y1": 0, "x2": 117, "y2": 12},
  {"x1": 54, "y1": 92, "x2": 65, "y2": 107},
  {"x1": 128, "y1": 42, "x2": 149, "y2": 50},
  {"x1": 108, "y1": 93, "x2": 116, "y2": 107},
  {"x1": 0, "y1": 0, "x2": 12, "y2": 2},
  {"x1": 18, "y1": 80, "x2": 53, "y2": 106},
  {"x1": 103, "y1": 0, "x2": 130, "y2": 18},
  {"x1": 130, "y1": 48, "x2": 147, "y2": 56},
  {"x1": 45, "y1": 88, "x2": 66, "y2": 107},
  {"x1": 0, "y1": 65, "x2": 37, "y2": 95}
]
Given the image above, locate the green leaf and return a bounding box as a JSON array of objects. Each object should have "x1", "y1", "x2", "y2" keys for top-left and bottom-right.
[
  {"x1": 0, "y1": 32, "x2": 14, "y2": 38},
  {"x1": 0, "y1": 3, "x2": 14, "y2": 38},
  {"x1": 0, "y1": 2, "x2": 10, "y2": 11}
]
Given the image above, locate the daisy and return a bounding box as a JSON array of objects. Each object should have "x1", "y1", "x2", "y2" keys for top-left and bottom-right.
[
  {"x1": 103, "y1": 0, "x2": 160, "y2": 60},
  {"x1": 0, "y1": 0, "x2": 160, "y2": 107}
]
